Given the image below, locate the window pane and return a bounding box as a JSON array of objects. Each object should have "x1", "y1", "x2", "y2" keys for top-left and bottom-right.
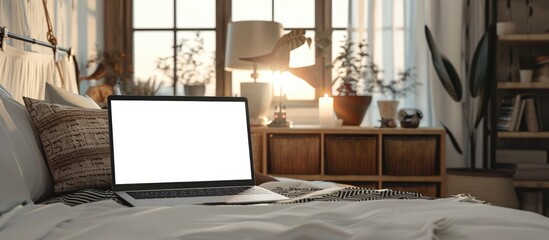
[
  {"x1": 232, "y1": 0, "x2": 272, "y2": 21},
  {"x1": 331, "y1": 30, "x2": 350, "y2": 95},
  {"x1": 274, "y1": 71, "x2": 315, "y2": 100},
  {"x1": 177, "y1": 0, "x2": 215, "y2": 28},
  {"x1": 133, "y1": 31, "x2": 174, "y2": 95},
  {"x1": 274, "y1": 0, "x2": 314, "y2": 28},
  {"x1": 175, "y1": 31, "x2": 216, "y2": 96},
  {"x1": 133, "y1": 0, "x2": 173, "y2": 28},
  {"x1": 332, "y1": 0, "x2": 349, "y2": 28}
]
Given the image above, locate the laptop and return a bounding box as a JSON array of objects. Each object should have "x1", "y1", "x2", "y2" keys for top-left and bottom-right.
[{"x1": 107, "y1": 95, "x2": 288, "y2": 206}]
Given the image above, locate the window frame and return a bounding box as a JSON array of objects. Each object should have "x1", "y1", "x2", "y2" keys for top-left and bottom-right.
[{"x1": 123, "y1": 0, "x2": 335, "y2": 106}]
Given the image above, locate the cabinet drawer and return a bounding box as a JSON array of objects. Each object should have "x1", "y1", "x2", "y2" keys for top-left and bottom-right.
[
  {"x1": 382, "y1": 182, "x2": 439, "y2": 197},
  {"x1": 268, "y1": 134, "x2": 320, "y2": 174},
  {"x1": 251, "y1": 132, "x2": 263, "y2": 173},
  {"x1": 325, "y1": 134, "x2": 378, "y2": 175},
  {"x1": 383, "y1": 135, "x2": 440, "y2": 175}
]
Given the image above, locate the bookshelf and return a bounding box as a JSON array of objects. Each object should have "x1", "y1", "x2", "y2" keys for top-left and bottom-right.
[
  {"x1": 490, "y1": 0, "x2": 549, "y2": 216},
  {"x1": 490, "y1": 23, "x2": 549, "y2": 210}
]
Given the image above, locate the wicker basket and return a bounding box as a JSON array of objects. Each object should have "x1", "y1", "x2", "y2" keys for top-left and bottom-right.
[
  {"x1": 383, "y1": 135, "x2": 439, "y2": 175},
  {"x1": 268, "y1": 134, "x2": 320, "y2": 174},
  {"x1": 325, "y1": 135, "x2": 378, "y2": 175}
]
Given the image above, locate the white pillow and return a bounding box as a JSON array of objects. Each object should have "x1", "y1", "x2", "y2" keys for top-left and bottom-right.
[
  {"x1": 45, "y1": 82, "x2": 101, "y2": 109},
  {"x1": 0, "y1": 128, "x2": 31, "y2": 213},
  {"x1": 0, "y1": 84, "x2": 53, "y2": 202}
]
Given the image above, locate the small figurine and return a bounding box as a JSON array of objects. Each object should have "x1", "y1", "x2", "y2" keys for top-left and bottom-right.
[{"x1": 398, "y1": 108, "x2": 423, "y2": 128}]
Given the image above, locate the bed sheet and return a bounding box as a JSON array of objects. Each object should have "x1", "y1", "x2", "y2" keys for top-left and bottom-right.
[
  {"x1": 2, "y1": 184, "x2": 549, "y2": 240},
  {"x1": 3, "y1": 198, "x2": 549, "y2": 240}
]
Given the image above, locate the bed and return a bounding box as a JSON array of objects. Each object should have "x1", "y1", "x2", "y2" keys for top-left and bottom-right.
[{"x1": 2, "y1": 83, "x2": 549, "y2": 240}]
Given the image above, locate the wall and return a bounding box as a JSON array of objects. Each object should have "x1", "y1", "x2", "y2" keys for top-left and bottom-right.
[{"x1": 0, "y1": 0, "x2": 103, "y2": 93}]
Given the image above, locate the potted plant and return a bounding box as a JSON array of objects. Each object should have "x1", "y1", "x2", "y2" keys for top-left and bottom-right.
[
  {"x1": 331, "y1": 39, "x2": 372, "y2": 125},
  {"x1": 331, "y1": 38, "x2": 417, "y2": 126},
  {"x1": 157, "y1": 32, "x2": 215, "y2": 96}
]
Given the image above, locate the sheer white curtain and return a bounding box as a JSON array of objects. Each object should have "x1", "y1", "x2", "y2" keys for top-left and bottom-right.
[{"x1": 347, "y1": 0, "x2": 432, "y2": 127}]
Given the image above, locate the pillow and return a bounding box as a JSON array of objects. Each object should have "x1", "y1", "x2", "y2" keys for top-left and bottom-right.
[
  {"x1": 45, "y1": 82, "x2": 101, "y2": 109},
  {"x1": 0, "y1": 84, "x2": 53, "y2": 202},
  {"x1": 0, "y1": 126, "x2": 32, "y2": 213},
  {"x1": 23, "y1": 97, "x2": 111, "y2": 194}
]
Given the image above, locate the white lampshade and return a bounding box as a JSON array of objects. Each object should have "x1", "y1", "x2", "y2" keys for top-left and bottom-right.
[{"x1": 225, "y1": 21, "x2": 284, "y2": 71}]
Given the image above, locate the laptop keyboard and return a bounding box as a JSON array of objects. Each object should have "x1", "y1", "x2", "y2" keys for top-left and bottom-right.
[{"x1": 127, "y1": 186, "x2": 254, "y2": 199}]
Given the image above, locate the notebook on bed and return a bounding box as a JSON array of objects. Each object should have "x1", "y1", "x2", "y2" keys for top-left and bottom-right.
[{"x1": 107, "y1": 95, "x2": 287, "y2": 206}]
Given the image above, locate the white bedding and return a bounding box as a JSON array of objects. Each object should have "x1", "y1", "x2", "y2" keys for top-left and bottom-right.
[
  {"x1": 2, "y1": 199, "x2": 549, "y2": 240},
  {"x1": 2, "y1": 190, "x2": 549, "y2": 239}
]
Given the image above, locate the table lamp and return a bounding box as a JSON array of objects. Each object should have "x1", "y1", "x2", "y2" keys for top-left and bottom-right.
[
  {"x1": 239, "y1": 29, "x2": 316, "y2": 127},
  {"x1": 225, "y1": 21, "x2": 284, "y2": 126}
]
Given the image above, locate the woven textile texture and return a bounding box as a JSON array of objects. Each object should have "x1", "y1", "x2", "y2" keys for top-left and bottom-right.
[{"x1": 23, "y1": 98, "x2": 111, "y2": 193}]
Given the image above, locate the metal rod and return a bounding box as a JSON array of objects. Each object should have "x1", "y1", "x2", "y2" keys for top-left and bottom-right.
[{"x1": 1, "y1": 27, "x2": 70, "y2": 53}]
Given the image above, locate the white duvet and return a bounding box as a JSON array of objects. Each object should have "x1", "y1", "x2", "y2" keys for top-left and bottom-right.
[{"x1": 2, "y1": 181, "x2": 549, "y2": 240}]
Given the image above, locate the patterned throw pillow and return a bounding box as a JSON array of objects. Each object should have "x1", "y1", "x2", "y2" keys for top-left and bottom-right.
[{"x1": 23, "y1": 97, "x2": 111, "y2": 193}]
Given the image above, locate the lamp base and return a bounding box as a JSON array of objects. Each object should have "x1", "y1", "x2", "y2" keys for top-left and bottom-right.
[{"x1": 268, "y1": 111, "x2": 292, "y2": 127}]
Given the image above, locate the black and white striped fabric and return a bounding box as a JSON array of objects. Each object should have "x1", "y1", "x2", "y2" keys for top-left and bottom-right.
[
  {"x1": 41, "y1": 187, "x2": 426, "y2": 207},
  {"x1": 40, "y1": 189, "x2": 128, "y2": 206},
  {"x1": 271, "y1": 187, "x2": 426, "y2": 204}
]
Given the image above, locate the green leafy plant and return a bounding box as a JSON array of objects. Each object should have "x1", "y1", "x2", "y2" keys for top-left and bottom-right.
[
  {"x1": 425, "y1": 25, "x2": 491, "y2": 168},
  {"x1": 331, "y1": 37, "x2": 418, "y2": 99},
  {"x1": 156, "y1": 31, "x2": 215, "y2": 86}
]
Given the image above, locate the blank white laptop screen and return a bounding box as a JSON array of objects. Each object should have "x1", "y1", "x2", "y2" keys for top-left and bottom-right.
[{"x1": 110, "y1": 100, "x2": 252, "y2": 185}]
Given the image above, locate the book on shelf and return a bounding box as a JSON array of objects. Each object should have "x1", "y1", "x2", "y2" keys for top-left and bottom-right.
[
  {"x1": 496, "y1": 95, "x2": 516, "y2": 131},
  {"x1": 508, "y1": 94, "x2": 527, "y2": 131},
  {"x1": 495, "y1": 149, "x2": 548, "y2": 165},
  {"x1": 500, "y1": 149, "x2": 549, "y2": 181},
  {"x1": 498, "y1": 94, "x2": 542, "y2": 132},
  {"x1": 514, "y1": 168, "x2": 549, "y2": 181},
  {"x1": 523, "y1": 98, "x2": 540, "y2": 132},
  {"x1": 536, "y1": 97, "x2": 544, "y2": 131}
]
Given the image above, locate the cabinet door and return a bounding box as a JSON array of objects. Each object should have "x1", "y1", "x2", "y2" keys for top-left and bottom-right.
[
  {"x1": 324, "y1": 134, "x2": 378, "y2": 175},
  {"x1": 250, "y1": 132, "x2": 263, "y2": 172},
  {"x1": 382, "y1": 135, "x2": 440, "y2": 176},
  {"x1": 268, "y1": 134, "x2": 321, "y2": 174}
]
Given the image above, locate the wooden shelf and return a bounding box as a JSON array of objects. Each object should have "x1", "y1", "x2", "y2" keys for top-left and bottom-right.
[
  {"x1": 251, "y1": 126, "x2": 446, "y2": 197},
  {"x1": 498, "y1": 82, "x2": 549, "y2": 89},
  {"x1": 497, "y1": 132, "x2": 549, "y2": 138},
  {"x1": 514, "y1": 181, "x2": 549, "y2": 189},
  {"x1": 498, "y1": 34, "x2": 549, "y2": 42}
]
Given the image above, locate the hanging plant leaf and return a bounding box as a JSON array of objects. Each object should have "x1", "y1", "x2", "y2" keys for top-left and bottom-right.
[
  {"x1": 425, "y1": 26, "x2": 463, "y2": 102},
  {"x1": 469, "y1": 31, "x2": 489, "y2": 98},
  {"x1": 473, "y1": 69, "x2": 495, "y2": 128},
  {"x1": 441, "y1": 122, "x2": 463, "y2": 155},
  {"x1": 441, "y1": 55, "x2": 463, "y2": 101}
]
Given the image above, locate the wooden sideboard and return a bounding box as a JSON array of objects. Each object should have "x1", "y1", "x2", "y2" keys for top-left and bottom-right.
[{"x1": 250, "y1": 126, "x2": 446, "y2": 197}]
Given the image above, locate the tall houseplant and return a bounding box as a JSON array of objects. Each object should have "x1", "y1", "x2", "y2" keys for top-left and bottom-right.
[
  {"x1": 425, "y1": 25, "x2": 491, "y2": 168},
  {"x1": 157, "y1": 32, "x2": 215, "y2": 96}
]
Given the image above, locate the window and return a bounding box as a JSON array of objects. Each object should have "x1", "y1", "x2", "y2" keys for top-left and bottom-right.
[
  {"x1": 132, "y1": 0, "x2": 216, "y2": 96},
  {"x1": 129, "y1": 0, "x2": 409, "y2": 111},
  {"x1": 130, "y1": 0, "x2": 329, "y2": 102}
]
